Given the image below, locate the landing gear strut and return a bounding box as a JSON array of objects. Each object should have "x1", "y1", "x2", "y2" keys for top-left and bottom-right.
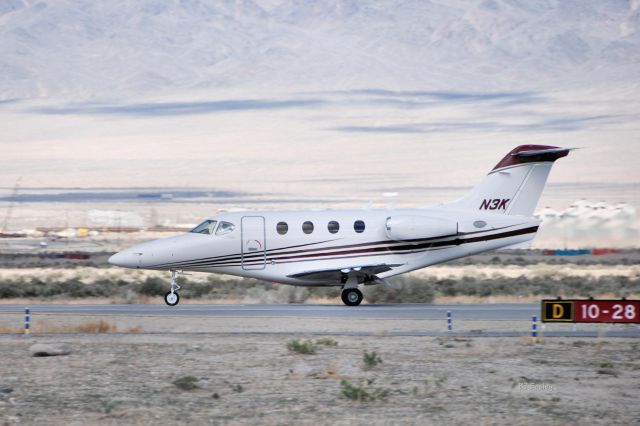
[
  {"x1": 341, "y1": 288, "x2": 363, "y2": 306},
  {"x1": 164, "y1": 270, "x2": 181, "y2": 306}
]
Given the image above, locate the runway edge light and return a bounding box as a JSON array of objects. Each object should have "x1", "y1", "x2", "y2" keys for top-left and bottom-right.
[{"x1": 24, "y1": 306, "x2": 30, "y2": 337}]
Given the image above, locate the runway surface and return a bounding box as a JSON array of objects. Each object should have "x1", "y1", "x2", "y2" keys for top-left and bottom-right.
[
  {"x1": 1, "y1": 304, "x2": 638, "y2": 337},
  {"x1": 0, "y1": 303, "x2": 538, "y2": 320}
]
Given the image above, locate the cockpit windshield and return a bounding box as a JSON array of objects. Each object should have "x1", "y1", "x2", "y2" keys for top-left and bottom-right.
[
  {"x1": 190, "y1": 220, "x2": 217, "y2": 235},
  {"x1": 215, "y1": 221, "x2": 235, "y2": 235}
]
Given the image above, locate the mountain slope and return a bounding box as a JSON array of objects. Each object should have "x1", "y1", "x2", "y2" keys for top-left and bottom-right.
[{"x1": 1, "y1": 0, "x2": 639, "y2": 100}]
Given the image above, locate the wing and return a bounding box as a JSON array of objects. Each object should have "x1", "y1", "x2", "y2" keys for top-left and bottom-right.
[{"x1": 287, "y1": 263, "x2": 402, "y2": 284}]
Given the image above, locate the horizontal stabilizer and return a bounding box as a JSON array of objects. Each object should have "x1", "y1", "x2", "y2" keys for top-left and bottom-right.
[
  {"x1": 513, "y1": 147, "x2": 573, "y2": 158},
  {"x1": 491, "y1": 144, "x2": 572, "y2": 173}
]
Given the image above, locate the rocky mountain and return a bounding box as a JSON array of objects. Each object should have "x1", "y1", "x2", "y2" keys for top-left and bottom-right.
[{"x1": 1, "y1": 0, "x2": 639, "y2": 100}]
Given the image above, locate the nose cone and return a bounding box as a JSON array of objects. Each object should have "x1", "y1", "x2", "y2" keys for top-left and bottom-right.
[{"x1": 108, "y1": 250, "x2": 141, "y2": 268}]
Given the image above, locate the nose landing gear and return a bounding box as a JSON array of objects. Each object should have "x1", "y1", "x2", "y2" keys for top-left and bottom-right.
[
  {"x1": 341, "y1": 288, "x2": 363, "y2": 306},
  {"x1": 164, "y1": 291, "x2": 180, "y2": 306},
  {"x1": 164, "y1": 270, "x2": 181, "y2": 306}
]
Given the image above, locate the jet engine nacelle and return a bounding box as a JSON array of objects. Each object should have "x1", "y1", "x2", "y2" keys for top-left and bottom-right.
[{"x1": 385, "y1": 215, "x2": 458, "y2": 241}]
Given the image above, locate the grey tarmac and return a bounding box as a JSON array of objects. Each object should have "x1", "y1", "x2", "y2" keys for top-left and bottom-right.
[
  {"x1": 0, "y1": 302, "x2": 542, "y2": 319},
  {"x1": 1, "y1": 303, "x2": 638, "y2": 337}
]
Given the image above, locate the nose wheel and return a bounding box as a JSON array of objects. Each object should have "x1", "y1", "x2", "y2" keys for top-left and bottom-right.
[
  {"x1": 164, "y1": 291, "x2": 180, "y2": 306},
  {"x1": 341, "y1": 288, "x2": 363, "y2": 306},
  {"x1": 165, "y1": 270, "x2": 181, "y2": 306}
]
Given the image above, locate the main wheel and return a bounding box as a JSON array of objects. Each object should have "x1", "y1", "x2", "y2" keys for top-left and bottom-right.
[
  {"x1": 341, "y1": 288, "x2": 363, "y2": 306},
  {"x1": 164, "y1": 291, "x2": 180, "y2": 306}
]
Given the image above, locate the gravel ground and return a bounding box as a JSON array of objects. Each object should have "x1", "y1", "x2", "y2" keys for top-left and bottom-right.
[{"x1": 1, "y1": 325, "x2": 639, "y2": 425}]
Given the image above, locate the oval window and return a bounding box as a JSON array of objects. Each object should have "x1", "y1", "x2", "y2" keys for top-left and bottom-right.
[
  {"x1": 302, "y1": 221, "x2": 314, "y2": 234},
  {"x1": 276, "y1": 222, "x2": 288, "y2": 235},
  {"x1": 354, "y1": 220, "x2": 365, "y2": 233},
  {"x1": 327, "y1": 221, "x2": 340, "y2": 234},
  {"x1": 473, "y1": 220, "x2": 487, "y2": 229}
]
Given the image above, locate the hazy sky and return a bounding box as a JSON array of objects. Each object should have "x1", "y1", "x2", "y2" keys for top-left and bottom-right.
[{"x1": 1, "y1": 0, "x2": 639, "y2": 210}]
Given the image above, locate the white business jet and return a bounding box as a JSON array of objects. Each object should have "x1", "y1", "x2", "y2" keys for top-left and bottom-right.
[{"x1": 109, "y1": 145, "x2": 571, "y2": 306}]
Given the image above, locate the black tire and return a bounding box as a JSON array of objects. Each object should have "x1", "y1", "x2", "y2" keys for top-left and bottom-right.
[
  {"x1": 341, "y1": 288, "x2": 363, "y2": 306},
  {"x1": 164, "y1": 291, "x2": 180, "y2": 306}
]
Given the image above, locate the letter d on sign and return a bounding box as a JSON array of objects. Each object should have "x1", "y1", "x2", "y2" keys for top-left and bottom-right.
[
  {"x1": 552, "y1": 304, "x2": 564, "y2": 319},
  {"x1": 542, "y1": 300, "x2": 574, "y2": 322}
]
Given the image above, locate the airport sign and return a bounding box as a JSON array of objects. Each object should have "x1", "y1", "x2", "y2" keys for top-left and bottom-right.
[{"x1": 541, "y1": 299, "x2": 640, "y2": 323}]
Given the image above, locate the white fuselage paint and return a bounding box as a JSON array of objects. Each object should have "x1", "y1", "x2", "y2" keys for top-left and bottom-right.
[
  {"x1": 109, "y1": 145, "x2": 571, "y2": 306},
  {"x1": 110, "y1": 207, "x2": 539, "y2": 286}
]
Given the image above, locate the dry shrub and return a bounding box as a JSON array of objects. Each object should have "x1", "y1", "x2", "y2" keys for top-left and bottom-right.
[
  {"x1": 0, "y1": 318, "x2": 143, "y2": 334},
  {"x1": 340, "y1": 379, "x2": 390, "y2": 401},
  {"x1": 287, "y1": 339, "x2": 316, "y2": 354},
  {"x1": 0, "y1": 322, "x2": 21, "y2": 334},
  {"x1": 1, "y1": 262, "x2": 638, "y2": 304},
  {"x1": 363, "y1": 350, "x2": 383, "y2": 370},
  {"x1": 75, "y1": 320, "x2": 117, "y2": 333},
  {"x1": 324, "y1": 363, "x2": 342, "y2": 379},
  {"x1": 172, "y1": 376, "x2": 200, "y2": 390}
]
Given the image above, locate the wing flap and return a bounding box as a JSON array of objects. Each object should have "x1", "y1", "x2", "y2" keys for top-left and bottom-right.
[{"x1": 287, "y1": 263, "x2": 402, "y2": 282}]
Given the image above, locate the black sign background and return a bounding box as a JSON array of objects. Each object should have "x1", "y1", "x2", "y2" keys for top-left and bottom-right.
[{"x1": 542, "y1": 300, "x2": 574, "y2": 322}]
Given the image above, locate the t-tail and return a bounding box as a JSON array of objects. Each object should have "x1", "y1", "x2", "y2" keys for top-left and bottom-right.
[{"x1": 447, "y1": 145, "x2": 572, "y2": 216}]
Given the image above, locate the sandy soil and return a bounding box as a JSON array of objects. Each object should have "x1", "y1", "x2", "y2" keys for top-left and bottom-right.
[{"x1": 1, "y1": 316, "x2": 639, "y2": 425}]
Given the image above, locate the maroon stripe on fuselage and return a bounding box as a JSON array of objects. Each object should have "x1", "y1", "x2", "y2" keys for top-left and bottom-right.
[
  {"x1": 151, "y1": 225, "x2": 517, "y2": 269},
  {"x1": 185, "y1": 249, "x2": 447, "y2": 271},
  {"x1": 151, "y1": 234, "x2": 437, "y2": 269},
  {"x1": 164, "y1": 225, "x2": 538, "y2": 269}
]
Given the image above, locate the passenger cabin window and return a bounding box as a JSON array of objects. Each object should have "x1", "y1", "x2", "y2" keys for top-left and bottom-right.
[
  {"x1": 302, "y1": 221, "x2": 314, "y2": 234},
  {"x1": 215, "y1": 221, "x2": 235, "y2": 235},
  {"x1": 327, "y1": 221, "x2": 339, "y2": 234},
  {"x1": 190, "y1": 220, "x2": 217, "y2": 235},
  {"x1": 354, "y1": 220, "x2": 365, "y2": 233},
  {"x1": 276, "y1": 222, "x2": 288, "y2": 235}
]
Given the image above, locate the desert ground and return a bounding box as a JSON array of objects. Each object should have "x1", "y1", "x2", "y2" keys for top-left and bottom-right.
[
  {"x1": 1, "y1": 314, "x2": 639, "y2": 426},
  {"x1": 0, "y1": 246, "x2": 638, "y2": 425}
]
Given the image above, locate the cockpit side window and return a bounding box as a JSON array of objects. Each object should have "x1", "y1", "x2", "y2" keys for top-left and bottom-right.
[
  {"x1": 215, "y1": 221, "x2": 236, "y2": 236},
  {"x1": 190, "y1": 220, "x2": 217, "y2": 235}
]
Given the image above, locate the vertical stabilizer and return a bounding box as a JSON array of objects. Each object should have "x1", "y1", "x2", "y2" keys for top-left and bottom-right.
[{"x1": 447, "y1": 145, "x2": 571, "y2": 216}]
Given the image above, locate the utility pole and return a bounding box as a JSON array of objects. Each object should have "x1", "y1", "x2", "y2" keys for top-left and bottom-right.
[{"x1": 1, "y1": 177, "x2": 22, "y2": 234}]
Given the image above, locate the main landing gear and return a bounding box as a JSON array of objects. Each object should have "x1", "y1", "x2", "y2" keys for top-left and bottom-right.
[
  {"x1": 341, "y1": 288, "x2": 363, "y2": 306},
  {"x1": 164, "y1": 270, "x2": 181, "y2": 306}
]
